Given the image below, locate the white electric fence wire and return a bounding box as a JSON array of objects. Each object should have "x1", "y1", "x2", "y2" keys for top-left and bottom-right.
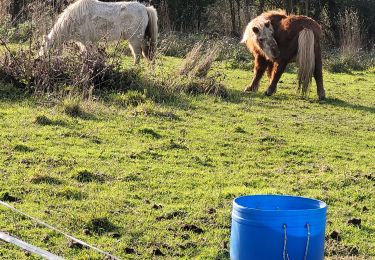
[
  {"x1": 0, "y1": 231, "x2": 64, "y2": 260},
  {"x1": 0, "y1": 200, "x2": 121, "y2": 260}
]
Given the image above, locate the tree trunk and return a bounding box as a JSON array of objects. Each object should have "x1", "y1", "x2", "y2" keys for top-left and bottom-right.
[
  {"x1": 197, "y1": 10, "x2": 201, "y2": 31},
  {"x1": 257, "y1": 0, "x2": 265, "y2": 15},
  {"x1": 244, "y1": 0, "x2": 251, "y2": 23},
  {"x1": 305, "y1": 0, "x2": 309, "y2": 16},
  {"x1": 235, "y1": 0, "x2": 241, "y2": 32},
  {"x1": 228, "y1": 0, "x2": 236, "y2": 35},
  {"x1": 159, "y1": 0, "x2": 171, "y2": 32},
  {"x1": 289, "y1": 0, "x2": 294, "y2": 14},
  {"x1": 327, "y1": 0, "x2": 339, "y2": 45},
  {"x1": 283, "y1": 0, "x2": 290, "y2": 14}
]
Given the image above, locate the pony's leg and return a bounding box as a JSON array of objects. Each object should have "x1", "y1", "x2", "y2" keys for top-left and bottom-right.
[
  {"x1": 265, "y1": 61, "x2": 287, "y2": 96},
  {"x1": 129, "y1": 39, "x2": 142, "y2": 65},
  {"x1": 244, "y1": 55, "x2": 267, "y2": 92},
  {"x1": 313, "y1": 43, "x2": 326, "y2": 100},
  {"x1": 266, "y1": 61, "x2": 274, "y2": 81}
]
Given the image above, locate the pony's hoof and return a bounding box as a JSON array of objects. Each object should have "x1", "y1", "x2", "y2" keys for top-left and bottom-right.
[
  {"x1": 244, "y1": 86, "x2": 257, "y2": 92},
  {"x1": 318, "y1": 92, "x2": 326, "y2": 101},
  {"x1": 264, "y1": 90, "x2": 273, "y2": 96}
]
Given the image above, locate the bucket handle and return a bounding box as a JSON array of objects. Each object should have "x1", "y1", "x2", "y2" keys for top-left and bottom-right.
[{"x1": 283, "y1": 223, "x2": 311, "y2": 260}]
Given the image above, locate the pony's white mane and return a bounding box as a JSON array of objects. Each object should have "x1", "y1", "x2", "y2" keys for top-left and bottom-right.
[{"x1": 48, "y1": 0, "x2": 93, "y2": 46}]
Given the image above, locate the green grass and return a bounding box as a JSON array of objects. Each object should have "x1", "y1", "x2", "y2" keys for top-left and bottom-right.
[{"x1": 0, "y1": 54, "x2": 374, "y2": 259}]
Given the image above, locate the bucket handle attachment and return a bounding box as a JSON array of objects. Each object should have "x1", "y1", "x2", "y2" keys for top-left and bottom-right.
[{"x1": 282, "y1": 223, "x2": 311, "y2": 260}]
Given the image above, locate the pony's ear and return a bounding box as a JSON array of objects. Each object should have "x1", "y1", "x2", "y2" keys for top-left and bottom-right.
[
  {"x1": 265, "y1": 21, "x2": 270, "y2": 28},
  {"x1": 252, "y1": 27, "x2": 259, "y2": 34}
]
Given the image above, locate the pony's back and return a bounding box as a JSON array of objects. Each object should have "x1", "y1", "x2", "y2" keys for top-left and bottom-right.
[{"x1": 268, "y1": 12, "x2": 322, "y2": 39}]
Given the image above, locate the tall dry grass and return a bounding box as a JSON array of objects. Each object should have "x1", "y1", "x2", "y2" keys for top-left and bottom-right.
[
  {"x1": 179, "y1": 42, "x2": 203, "y2": 76},
  {"x1": 194, "y1": 46, "x2": 220, "y2": 78},
  {"x1": 338, "y1": 8, "x2": 366, "y2": 56}
]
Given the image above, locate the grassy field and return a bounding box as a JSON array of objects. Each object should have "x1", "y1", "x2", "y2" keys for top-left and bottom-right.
[{"x1": 0, "y1": 54, "x2": 374, "y2": 259}]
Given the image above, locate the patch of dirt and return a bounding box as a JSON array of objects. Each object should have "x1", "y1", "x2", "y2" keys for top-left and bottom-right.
[
  {"x1": 82, "y1": 229, "x2": 91, "y2": 235},
  {"x1": 124, "y1": 247, "x2": 136, "y2": 254},
  {"x1": 72, "y1": 169, "x2": 106, "y2": 183},
  {"x1": 108, "y1": 232, "x2": 121, "y2": 239},
  {"x1": 179, "y1": 242, "x2": 197, "y2": 250},
  {"x1": 181, "y1": 224, "x2": 204, "y2": 234},
  {"x1": 207, "y1": 208, "x2": 216, "y2": 214},
  {"x1": 347, "y1": 218, "x2": 361, "y2": 227},
  {"x1": 0, "y1": 192, "x2": 20, "y2": 202},
  {"x1": 325, "y1": 240, "x2": 360, "y2": 257},
  {"x1": 68, "y1": 240, "x2": 84, "y2": 249},
  {"x1": 329, "y1": 230, "x2": 342, "y2": 241},
  {"x1": 152, "y1": 248, "x2": 164, "y2": 256},
  {"x1": 42, "y1": 234, "x2": 50, "y2": 242},
  {"x1": 152, "y1": 204, "x2": 163, "y2": 210}
]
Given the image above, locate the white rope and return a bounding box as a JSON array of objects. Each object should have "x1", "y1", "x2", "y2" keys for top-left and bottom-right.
[
  {"x1": 126, "y1": 14, "x2": 147, "y2": 41},
  {"x1": 283, "y1": 223, "x2": 311, "y2": 260},
  {"x1": 0, "y1": 200, "x2": 121, "y2": 260},
  {"x1": 0, "y1": 231, "x2": 64, "y2": 260},
  {"x1": 304, "y1": 223, "x2": 311, "y2": 260},
  {"x1": 283, "y1": 224, "x2": 290, "y2": 260}
]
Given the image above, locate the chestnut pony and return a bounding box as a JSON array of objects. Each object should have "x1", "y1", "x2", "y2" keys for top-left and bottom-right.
[{"x1": 241, "y1": 10, "x2": 325, "y2": 100}]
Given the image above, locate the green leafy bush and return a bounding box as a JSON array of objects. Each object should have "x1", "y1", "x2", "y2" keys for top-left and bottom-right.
[{"x1": 325, "y1": 51, "x2": 375, "y2": 73}]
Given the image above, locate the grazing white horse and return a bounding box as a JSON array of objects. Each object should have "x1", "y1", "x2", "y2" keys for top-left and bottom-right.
[{"x1": 39, "y1": 0, "x2": 158, "y2": 64}]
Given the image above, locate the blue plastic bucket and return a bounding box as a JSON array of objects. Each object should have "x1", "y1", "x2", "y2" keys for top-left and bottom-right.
[{"x1": 230, "y1": 195, "x2": 327, "y2": 260}]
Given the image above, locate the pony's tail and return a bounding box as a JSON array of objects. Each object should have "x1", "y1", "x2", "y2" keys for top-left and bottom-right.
[
  {"x1": 297, "y1": 28, "x2": 315, "y2": 97},
  {"x1": 145, "y1": 6, "x2": 158, "y2": 57}
]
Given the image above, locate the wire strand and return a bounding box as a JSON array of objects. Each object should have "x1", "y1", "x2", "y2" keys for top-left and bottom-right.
[{"x1": 0, "y1": 200, "x2": 121, "y2": 260}]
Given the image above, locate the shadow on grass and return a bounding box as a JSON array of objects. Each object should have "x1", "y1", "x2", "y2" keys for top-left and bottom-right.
[
  {"x1": 320, "y1": 97, "x2": 375, "y2": 113},
  {"x1": 226, "y1": 89, "x2": 375, "y2": 114},
  {"x1": 223, "y1": 88, "x2": 293, "y2": 107}
]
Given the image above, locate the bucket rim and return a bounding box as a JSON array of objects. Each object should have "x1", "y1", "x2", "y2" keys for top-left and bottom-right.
[{"x1": 233, "y1": 194, "x2": 327, "y2": 213}]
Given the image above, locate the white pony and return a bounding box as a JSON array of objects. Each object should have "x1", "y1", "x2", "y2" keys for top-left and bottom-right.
[{"x1": 39, "y1": 0, "x2": 158, "y2": 64}]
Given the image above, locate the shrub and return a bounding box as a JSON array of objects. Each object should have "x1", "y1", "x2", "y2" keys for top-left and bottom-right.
[
  {"x1": 0, "y1": 18, "x2": 33, "y2": 43},
  {"x1": 325, "y1": 51, "x2": 375, "y2": 73},
  {"x1": 175, "y1": 73, "x2": 228, "y2": 98}
]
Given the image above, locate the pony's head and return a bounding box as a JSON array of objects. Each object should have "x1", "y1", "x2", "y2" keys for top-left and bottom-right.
[
  {"x1": 39, "y1": 35, "x2": 52, "y2": 56},
  {"x1": 242, "y1": 17, "x2": 279, "y2": 60},
  {"x1": 141, "y1": 37, "x2": 156, "y2": 61}
]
